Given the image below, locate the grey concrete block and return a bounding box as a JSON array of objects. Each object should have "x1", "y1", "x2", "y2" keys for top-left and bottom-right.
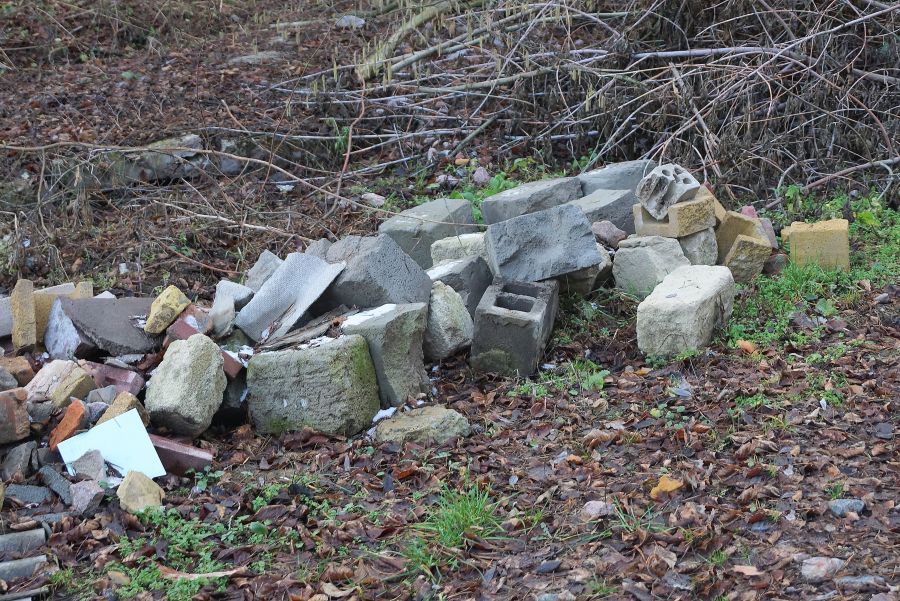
[
  {"x1": 426, "y1": 256, "x2": 492, "y2": 317},
  {"x1": 209, "y1": 280, "x2": 254, "y2": 337},
  {"x1": 38, "y1": 466, "x2": 72, "y2": 505},
  {"x1": 481, "y1": 177, "x2": 581, "y2": 224},
  {"x1": 341, "y1": 303, "x2": 430, "y2": 407},
  {"x1": 577, "y1": 160, "x2": 658, "y2": 196},
  {"x1": 378, "y1": 198, "x2": 478, "y2": 268},
  {"x1": 235, "y1": 252, "x2": 344, "y2": 342},
  {"x1": 484, "y1": 204, "x2": 602, "y2": 282},
  {"x1": 305, "y1": 238, "x2": 332, "y2": 259},
  {"x1": 2, "y1": 441, "x2": 37, "y2": 480},
  {"x1": 4, "y1": 484, "x2": 51, "y2": 506},
  {"x1": 636, "y1": 163, "x2": 701, "y2": 220},
  {"x1": 612, "y1": 236, "x2": 690, "y2": 299},
  {"x1": 555, "y1": 245, "x2": 612, "y2": 295},
  {"x1": 565, "y1": 189, "x2": 636, "y2": 233},
  {"x1": 315, "y1": 235, "x2": 432, "y2": 311},
  {"x1": 245, "y1": 250, "x2": 283, "y2": 292},
  {"x1": 45, "y1": 297, "x2": 161, "y2": 359},
  {"x1": 470, "y1": 279, "x2": 559, "y2": 377}
]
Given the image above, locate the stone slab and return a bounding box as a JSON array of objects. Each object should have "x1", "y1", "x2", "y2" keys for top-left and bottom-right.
[
  {"x1": 481, "y1": 177, "x2": 582, "y2": 224},
  {"x1": 46, "y1": 297, "x2": 161, "y2": 358},
  {"x1": 378, "y1": 198, "x2": 478, "y2": 268},
  {"x1": 245, "y1": 250, "x2": 283, "y2": 292},
  {"x1": 577, "y1": 160, "x2": 658, "y2": 196},
  {"x1": 565, "y1": 189, "x2": 635, "y2": 233},
  {"x1": 430, "y1": 232, "x2": 487, "y2": 265}
]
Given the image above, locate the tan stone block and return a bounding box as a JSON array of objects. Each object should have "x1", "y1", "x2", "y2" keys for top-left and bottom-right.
[
  {"x1": 145, "y1": 285, "x2": 190, "y2": 334},
  {"x1": 117, "y1": 471, "x2": 164, "y2": 514},
  {"x1": 97, "y1": 391, "x2": 150, "y2": 426},
  {"x1": 633, "y1": 195, "x2": 716, "y2": 238},
  {"x1": 723, "y1": 234, "x2": 771, "y2": 283},
  {"x1": 715, "y1": 211, "x2": 772, "y2": 264},
  {"x1": 696, "y1": 186, "x2": 727, "y2": 226},
  {"x1": 34, "y1": 281, "x2": 94, "y2": 343},
  {"x1": 11, "y1": 279, "x2": 36, "y2": 353},
  {"x1": 48, "y1": 366, "x2": 95, "y2": 408},
  {"x1": 787, "y1": 219, "x2": 850, "y2": 271}
]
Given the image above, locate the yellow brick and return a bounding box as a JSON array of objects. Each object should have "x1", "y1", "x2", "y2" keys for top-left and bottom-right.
[
  {"x1": 715, "y1": 211, "x2": 771, "y2": 264},
  {"x1": 695, "y1": 187, "x2": 727, "y2": 226},
  {"x1": 10, "y1": 279, "x2": 36, "y2": 354},
  {"x1": 97, "y1": 391, "x2": 150, "y2": 426},
  {"x1": 49, "y1": 366, "x2": 95, "y2": 408},
  {"x1": 787, "y1": 219, "x2": 850, "y2": 271},
  {"x1": 144, "y1": 285, "x2": 191, "y2": 334},
  {"x1": 34, "y1": 281, "x2": 94, "y2": 343},
  {"x1": 633, "y1": 195, "x2": 716, "y2": 238},
  {"x1": 724, "y1": 234, "x2": 771, "y2": 283}
]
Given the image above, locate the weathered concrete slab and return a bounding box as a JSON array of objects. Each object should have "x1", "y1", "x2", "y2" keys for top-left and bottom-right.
[
  {"x1": 45, "y1": 297, "x2": 161, "y2": 358},
  {"x1": 378, "y1": 198, "x2": 478, "y2": 268},
  {"x1": 245, "y1": 250, "x2": 283, "y2": 292},
  {"x1": 481, "y1": 177, "x2": 581, "y2": 224},
  {"x1": 566, "y1": 189, "x2": 635, "y2": 233},
  {"x1": 577, "y1": 160, "x2": 658, "y2": 196}
]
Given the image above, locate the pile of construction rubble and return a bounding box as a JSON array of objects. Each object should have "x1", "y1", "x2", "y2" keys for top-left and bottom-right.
[{"x1": 0, "y1": 159, "x2": 851, "y2": 525}]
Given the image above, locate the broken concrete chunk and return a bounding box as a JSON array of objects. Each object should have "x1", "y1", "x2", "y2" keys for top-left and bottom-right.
[
  {"x1": 85, "y1": 385, "x2": 118, "y2": 406},
  {"x1": 0, "y1": 294, "x2": 11, "y2": 338},
  {"x1": 145, "y1": 334, "x2": 226, "y2": 437},
  {"x1": 636, "y1": 265, "x2": 735, "y2": 357},
  {"x1": 424, "y1": 282, "x2": 474, "y2": 361},
  {"x1": 234, "y1": 252, "x2": 344, "y2": 342},
  {"x1": 245, "y1": 250, "x2": 284, "y2": 292},
  {"x1": 117, "y1": 470, "x2": 164, "y2": 514},
  {"x1": 426, "y1": 255, "x2": 492, "y2": 317},
  {"x1": 70, "y1": 480, "x2": 105, "y2": 516},
  {"x1": 34, "y1": 281, "x2": 93, "y2": 342},
  {"x1": 723, "y1": 234, "x2": 771, "y2": 283},
  {"x1": 612, "y1": 236, "x2": 690, "y2": 299},
  {"x1": 304, "y1": 238, "x2": 332, "y2": 259},
  {"x1": 633, "y1": 193, "x2": 716, "y2": 238},
  {"x1": 341, "y1": 303, "x2": 430, "y2": 408},
  {"x1": 577, "y1": 160, "x2": 658, "y2": 196},
  {"x1": 0, "y1": 387, "x2": 29, "y2": 444},
  {"x1": 430, "y1": 232, "x2": 487, "y2": 265},
  {"x1": 566, "y1": 189, "x2": 635, "y2": 233},
  {"x1": 678, "y1": 228, "x2": 718, "y2": 265},
  {"x1": 378, "y1": 198, "x2": 478, "y2": 268},
  {"x1": 247, "y1": 335, "x2": 380, "y2": 437},
  {"x1": 11, "y1": 279, "x2": 36, "y2": 353},
  {"x1": 46, "y1": 297, "x2": 161, "y2": 358},
  {"x1": 209, "y1": 280, "x2": 254, "y2": 337},
  {"x1": 470, "y1": 279, "x2": 559, "y2": 377},
  {"x1": 39, "y1": 466, "x2": 73, "y2": 505},
  {"x1": 316, "y1": 235, "x2": 433, "y2": 311},
  {"x1": 787, "y1": 219, "x2": 850, "y2": 271},
  {"x1": 374, "y1": 406, "x2": 471, "y2": 445},
  {"x1": 485, "y1": 204, "x2": 602, "y2": 282},
  {"x1": 1, "y1": 440, "x2": 36, "y2": 480},
  {"x1": 636, "y1": 163, "x2": 701, "y2": 219},
  {"x1": 71, "y1": 449, "x2": 108, "y2": 482},
  {"x1": 556, "y1": 246, "x2": 612, "y2": 295},
  {"x1": 481, "y1": 177, "x2": 582, "y2": 224},
  {"x1": 145, "y1": 285, "x2": 191, "y2": 334},
  {"x1": 715, "y1": 211, "x2": 772, "y2": 263},
  {"x1": 97, "y1": 391, "x2": 150, "y2": 426}
]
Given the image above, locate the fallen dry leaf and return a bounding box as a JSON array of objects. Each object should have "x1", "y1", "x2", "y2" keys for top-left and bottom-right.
[
  {"x1": 737, "y1": 339, "x2": 758, "y2": 354},
  {"x1": 650, "y1": 475, "x2": 684, "y2": 500},
  {"x1": 321, "y1": 582, "x2": 356, "y2": 598},
  {"x1": 733, "y1": 565, "x2": 764, "y2": 577}
]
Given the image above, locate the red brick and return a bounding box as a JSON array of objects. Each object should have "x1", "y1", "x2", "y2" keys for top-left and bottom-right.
[
  {"x1": 78, "y1": 361, "x2": 145, "y2": 396},
  {"x1": 49, "y1": 399, "x2": 86, "y2": 451},
  {"x1": 149, "y1": 434, "x2": 214, "y2": 476},
  {"x1": 0, "y1": 356, "x2": 35, "y2": 386},
  {"x1": 0, "y1": 388, "x2": 30, "y2": 444}
]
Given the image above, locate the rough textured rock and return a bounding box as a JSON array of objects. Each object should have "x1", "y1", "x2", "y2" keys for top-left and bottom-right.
[
  {"x1": 716, "y1": 211, "x2": 773, "y2": 263},
  {"x1": 24, "y1": 359, "x2": 78, "y2": 403},
  {"x1": 636, "y1": 266, "x2": 735, "y2": 357},
  {"x1": 374, "y1": 406, "x2": 471, "y2": 444},
  {"x1": 209, "y1": 280, "x2": 254, "y2": 337},
  {"x1": 613, "y1": 236, "x2": 690, "y2": 299},
  {"x1": 315, "y1": 235, "x2": 432, "y2": 311},
  {"x1": 341, "y1": 304, "x2": 430, "y2": 408},
  {"x1": 786, "y1": 219, "x2": 850, "y2": 271},
  {"x1": 0, "y1": 388, "x2": 29, "y2": 444},
  {"x1": 423, "y1": 282, "x2": 474, "y2": 360},
  {"x1": 234, "y1": 252, "x2": 344, "y2": 341},
  {"x1": 678, "y1": 228, "x2": 718, "y2": 265},
  {"x1": 592, "y1": 221, "x2": 628, "y2": 248},
  {"x1": 0, "y1": 356, "x2": 34, "y2": 386},
  {"x1": 144, "y1": 285, "x2": 190, "y2": 334},
  {"x1": 377, "y1": 198, "x2": 478, "y2": 268},
  {"x1": 245, "y1": 250, "x2": 283, "y2": 292},
  {"x1": 1, "y1": 441, "x2": 36, "y2": 480},
  {"x1": 0, "y1": 294, "x2": 11, "y2": 338},
  {"x1": 800, "y1": 557, "x2": 845, "y2": 583},
  {"x1": 577, "y1": 160, "x2": 658, "y2": 196},
  {"x1": 723, "y1": 235, "x2": 772, "y2": 283},
  {"x1": 38, "y1": 466, "x2": 72, "y2": 505},
  {"x1": 145, "y1": 334, "x2": 226, "y2": 436},
  {"x1": 46, "y1": 297, "x2": 160, "y2": 359},
  {"x1": 117, "y1": 471, "x2": 164, "y2": 514},
  {"x1": 426, "y1": 256, "x2": 492, "y2": 316},
  {"x1": 0, "y1": 368, "x2": 18, "y2": 392},
  {"x1": 484, "y1": 204, "x2": 602, "y2": 282},
  {"x1": 71, "y1": 449, "x2": 108, "y2": 482},
  {"x1": 430, "y1": 232, "x2": 487, "y2": 265},
  {"x1": 70, "y1": 480, "x2": 105, "y2": 516},
  {"x1": 828, "y1": 498, "x2": 865, "y2": 517},
  {"x1": 636, "y1": 163, "x2": 701, "y2": 219},
  {"x1": 48, "y1": 367, "x2": 95, "y2": 408},
  {"x1": 566, "y1": 189, "x2": 635, "y2": 232},
  {"x1": 247, "y1": 335, "x2": 380, "y2": 436},
  {"x1": 481, "y1": 177, "x2": 581, "y2": 224}
]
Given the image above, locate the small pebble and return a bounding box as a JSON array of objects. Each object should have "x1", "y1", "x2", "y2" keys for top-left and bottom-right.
[
  {"x1": 801, "y1": 556, "x2": 845, "y2": 583},
  {"x1": 828, "y1": 498, "x2": 865, "y2": 518},
  {"x1": 874, "y1": 293, "x2": 889, "y2": 304}
]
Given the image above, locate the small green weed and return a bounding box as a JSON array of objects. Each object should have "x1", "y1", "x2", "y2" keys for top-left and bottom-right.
[
  {"x1": 825, "y1": 482, "x2": 845, "y2": 500},
  {"x1": 586, "y1": 577, "x2": 618, "y2": 598},
  {"x1": 706, "y1": 549, "x2": 729, "y2": 567}
]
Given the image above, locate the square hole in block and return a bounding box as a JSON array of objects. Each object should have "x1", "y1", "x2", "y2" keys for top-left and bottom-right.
[
  {"x1": 495, "y1": 293, "x2": 535, "y2": 313},
  {"x1": 501, "y1": 282, "x2": 539, "y2": 297}
]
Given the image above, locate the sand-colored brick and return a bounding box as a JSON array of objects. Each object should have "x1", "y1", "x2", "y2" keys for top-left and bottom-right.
[
  {"x1": 787, "y1": 219, "x2": 850, "y2": 271},
  {"x1": 715, "y1": 211, "x2": 772, "y2": 264},
  {"x1": 97, "y1": 391, "x2": 150, "y2": 426},
  {"x1": 633, "y1": 195, "x2": 716, "y2": 238},
  {"x1": 696, "y1": 186, "x2": 727, "y2": 226},
  {"x1": 10, "y1": 279, "x2": 36, "y2": 353},
  {"x1": 723, "y1": 235, "x2": 772, "y2": 283},
  {"x1": 48, "y1": 366, "x2": 95, "y2": 408},
  {"x1": 145, "y1": 285, "x2": 190, "y2": 334}
]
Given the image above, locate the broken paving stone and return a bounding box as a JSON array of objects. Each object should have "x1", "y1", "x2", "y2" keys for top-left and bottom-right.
[
  {"x1": 555, "y1": 245, "x2": 611, "y2": 295},
  {"x1": 377, "y1": 198, "x2": 478, "y2": 268},
  {"x1": 612, "y1": 236, "x2": 690, "y2": 299},
  {"x1": 801, "y1": 556, "x2": 845, "y2": 583},
  {"x1": 49, "y1": 399, "x2": 87, "y2": 451},
  {"x1": 71, "y1": 449, "x2": 108, "y2": 482},
  {"x1": 591, "y1": 220, "x2": 628, "y2": 248},
  {"x1": 565, "y1": 189, "x2": 635, "y2": 232},
  {"x1": 11, "y1": 279, "x2": 36, "y2": 353},
  {"x1": 715, "y1": 210, "x2": 772, "y2": 263},
  {"x1": 481, "y1": 177, "x2": 582, "y2": 224},
  {"x1": 97, "y1": 391, "x2": 150, "y2": 426},
  {"x1": 70, "y1": 480, "x2": 105, "y2": 516},
  {"x1": 636, "y1": 163, "x2": 701, "y2": 220},
  {"x1": 5, "y1": 484, "x2": 51, "y2": 506},
  {"x1": 577, "y1": 159, "x2": 657, "y2": 197},
  {"x1": 1, "y1": 441, "x2": 37, "y2": 480},
  {"x1": 209, "y1": 280, "x2": 254, "y2": 337},
  {"x1": 430, "y1": 232, "x2": 488, "y2": 265},
  {"x1": 0, "y1": 356, "x2": 35, "y2": 386},
  {"x1": 38, "y1": 466, "x2": 72, "y2": 505},
  {"x1": 234, "y1": 252, "x2": 344, "y2": 342},
  {"x1": 723, "y1": 234, "x2": 771, "y2": 283},
  {"x1": 48, "y1": 366, "x2": 95, "y2": 408},
  {"x1": 0, "y1": 387, "x2": 29, "y2": 444},
  {"x1": 247, "y1": 335, "x2": 380, "y2": 437},
  {"x1": 374, "y1": 406, "x2": 470, "y2": 444},
  {"x1": 46, "y1": 297, "x2": 160, "y2": 358},
  {"x1": 145, "y1": 334, "x2": 226, "y2": 437},
  {"x1": 245, "y1": 250, "x2": 283, "y2": 292},
  {"x1": 828, "y1": 498, "x2": 865, "y2": 517},
  {"x1": 117, "y1": 470, "x2": 164, "y2": 514},
  {"x1": 424, "y1": 282, "x2": 474, "y2": 361},
  {"x1": 341, "y1": 303, "x2": 430, "y2": 408},
  {"x1": 144, "y1": 285, "x2": 191, "y2": 334}
]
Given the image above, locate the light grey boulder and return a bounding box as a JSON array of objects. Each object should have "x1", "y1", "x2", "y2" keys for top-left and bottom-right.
[
  {"x1": 247, "y1": 335, "x2": 379, "y2": 436},
  {"x1": 377, "y1": 198, "x2": 478, "y2": 268},
  {"x1": 144, "y1": 333, "x2": 226, "y2": 436},
  {"x1": 430, "y1": 232, "x2": 487, "y2": 265},
  {"x1": 612, "y1": 236, "x2": 690, "y2": 299},
  {"x1": 423, "y1": 282, "x2": 474, "y2": 360},
  {"x1": 636, "y1": 163, "x2": 701, "y2": 220},
  {"x1": 234, "y1": 253, "x2": 344, "y2": 342},
  {"x1": 565, "y1": 189, "x2": 635, "y2": 233},
  {"x1": 678, "y1": 228, "x2": 718, "y2": 265},
  {"x1": 484, "y1": 204, "x2": 602, "y2": 282},
  {"x1": 374, "y1": 406, "x2": 470, "y2": 445},
  {"x1": 315, "y1": 235, "x2": 432, "y2": 311},
  {"x1": 341, "y1": 303, "x2": 430, "y2": 408},
  {"x1": 245, "y1": 250, "x2": 283, "y2": 292},
  {"x1": 577, "y1": 160, "x2": 658, "y2": 196},
  {"x1": 426, "y1": 256, "x2": 492, "y2": 316},
  {"x1": 481, "y1": 177, "x2": 581, "y2": 224},
  {"x1": 636, "y1": 265, "x2": 734, "y2": 357},
  {"x1": 209, "y1": 280, "x2": 254, "y2": 337},
  {"x1": 336, "y1": 14, "x2": 365, "y2": 29}
]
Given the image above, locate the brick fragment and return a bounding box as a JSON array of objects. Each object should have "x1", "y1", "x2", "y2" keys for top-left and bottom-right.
[
  {"x1": 0, "y1": 356, "x2": 35, "y2": 386},
  {"x1": 149, "y1": 434, "x2": 214, "y2": 476},
  {"x1": 0, "y1": 388, "x2": 30, "y2": 444},
  {"x1": 48, "y1": 366, "x2": 95, "y2": 408},
  {"x1": 49, "y1": 399, "x2": 87, "y2": 451},
  {"x1": 79, "y1": 361, "x2": 145, "y2": 396}
]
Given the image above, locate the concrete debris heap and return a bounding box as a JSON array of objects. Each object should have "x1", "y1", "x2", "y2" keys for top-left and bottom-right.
[{"x1": 0, "y1": 158, "x2": 849, "y2": 527}]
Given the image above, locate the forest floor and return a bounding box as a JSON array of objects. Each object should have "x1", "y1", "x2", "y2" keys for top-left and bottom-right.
[{"x1": 0, "y1": 2, "x2": 898, "y2": 600}]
